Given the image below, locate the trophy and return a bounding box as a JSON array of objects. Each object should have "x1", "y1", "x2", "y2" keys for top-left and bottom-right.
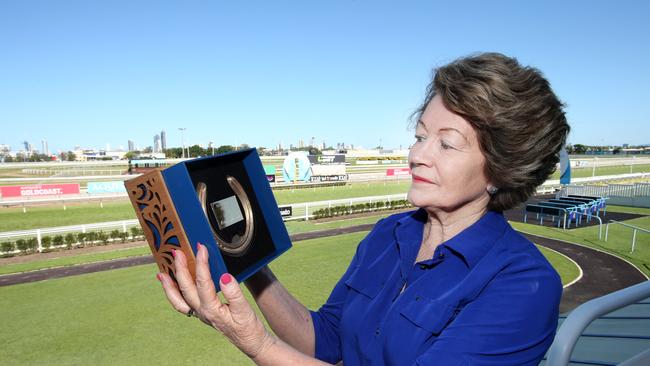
[{"x1": 124, "y1": 148, "x2": 291, "y2": 285}]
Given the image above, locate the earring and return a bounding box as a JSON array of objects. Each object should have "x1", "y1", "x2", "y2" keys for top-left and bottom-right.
[{"x1": 487, "y1": 185, "x2": 498, "y2": 195}]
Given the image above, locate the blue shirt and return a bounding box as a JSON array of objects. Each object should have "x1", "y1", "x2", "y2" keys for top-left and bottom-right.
[{"x1": 310, "y1": 209, "x2": 562, "y2": 365}]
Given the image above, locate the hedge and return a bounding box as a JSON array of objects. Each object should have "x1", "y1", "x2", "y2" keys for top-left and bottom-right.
[{"x1": 312, "y1": 199, "x2": 411, "y2": 220}]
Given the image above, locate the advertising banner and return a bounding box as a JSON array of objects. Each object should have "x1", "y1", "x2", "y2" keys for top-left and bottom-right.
[
  {"x1": 278, "y1": 205, "x2": 293, "y2": 218},
  {"x1": 264, "y1": 165, "x2": 276, "y2": 183},
  {"x1": 0, "y1": 183, "x2": 80, "y2": 198},
  {"x1": 282, "y1": 152, "x2": 312, "y2": 183},
  {"x1": 386, "y1": 168, "x2": 411, "y2": 176},
  {"x1": 87, "y1": 181, "x2": 127, "y2": 194},
  {"x1": 308, "y1": 154, "x2": 345, "y2": 164}
]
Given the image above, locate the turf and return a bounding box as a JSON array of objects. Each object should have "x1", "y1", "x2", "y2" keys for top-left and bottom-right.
[
  {"x1": 0, "y1": 201, "x2": 136, "y2": 232},
  {"x1": 0, "y1": 233, "x2": 362, "y2": 366},
  {"x1": 510, "y1": 205, "x2": 650, "y2": 277},
  {"x1": 0, "y1": 246, "x2": 151, "y2": 276},
  {"x1": 0, "y1": 182, "x2": 410, "y2": 231},
  {"x1": 549, "y1": 163, "x2": 650, "y2": 179},
  {"x1": 537, "y1": 246, "x2": 581, "y2": 285},
  {"x1": 0, "y1": 231, "x2": 578, "y2": 366},
  {"x1": 0, "y1": 213, "x2": 395, "y2": 275}
]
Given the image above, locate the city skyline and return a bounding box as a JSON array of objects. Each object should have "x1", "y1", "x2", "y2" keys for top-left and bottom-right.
[
  {"x1": 0, "y1": 133, "x2": 392, "y2": 156},
  {"x1": 2, "y1": 1, "x2": 650, "y2": 153}
]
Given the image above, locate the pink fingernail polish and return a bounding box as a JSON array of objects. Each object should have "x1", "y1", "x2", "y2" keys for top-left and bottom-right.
[
  {"x1": 156, "y1": 273, "x2": 162, "y2": 282},
  {"x1": 220, "y1": 273, "x2": 233, "y2": 284},
  {"x1": 172, "y1": 250, "x2": 177, "y2": 258}
]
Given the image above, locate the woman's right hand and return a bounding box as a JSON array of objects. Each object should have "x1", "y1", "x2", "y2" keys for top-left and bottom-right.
[{"x1": 157, "y1": 243, "x2": 275, "y2": 359}]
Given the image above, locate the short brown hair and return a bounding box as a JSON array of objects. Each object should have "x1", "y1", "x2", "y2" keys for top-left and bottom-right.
[{"x1": 413, "y1": 52, "x2": 570, "y2": 211}]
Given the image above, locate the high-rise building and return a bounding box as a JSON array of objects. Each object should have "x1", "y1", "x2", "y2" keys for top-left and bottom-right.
[
  {"x1": 41, "y1": 140, "x2": 49, "y2": 155},
  {"x1": 128, "y1": 140, "x2": 135, "y2": 151},
  {"x1": 298, "y1": 139, "x2": 304, "y2": 149},
  {"x1": 153, "y1": 134, "x2": 161, "y2": 153},
  {"x1": 160, "y1": 130, "x2": 167, "y2": 150},
  {"x1": 23, "y1": 141, "x2": 29, "y2": 151}
]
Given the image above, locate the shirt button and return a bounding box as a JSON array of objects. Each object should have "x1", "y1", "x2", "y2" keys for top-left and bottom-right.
[
  {"x1": 375, "y1": 327, "x2": 380, "y2": 336},
  {"x1": 415, "y1": 296, "x2": 421, "y2": 301}
]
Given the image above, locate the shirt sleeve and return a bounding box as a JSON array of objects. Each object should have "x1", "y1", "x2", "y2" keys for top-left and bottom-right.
[
  {"x1": 309, "y1": 235, "x2": 366, "y2": 364},
  {"x1": 413, "y1": 258, "x2": 562, "y2": 366}
]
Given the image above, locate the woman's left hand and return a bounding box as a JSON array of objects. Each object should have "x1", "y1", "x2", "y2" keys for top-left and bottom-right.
[{"x1": 157, "y1": 243, "x2": 275, "y2": 359}]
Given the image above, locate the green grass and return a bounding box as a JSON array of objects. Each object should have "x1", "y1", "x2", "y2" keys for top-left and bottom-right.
[
  {"x1": 0, "y1": 212, "x2": 398, "y2": 275},
  {"x1": 0, "y1": 201, "x2": 136, "y2": 231},
  {"x1": 0, "y1": 182, "x2": 409, "y2": 231},
  {"x1": 0, "y1": 231, "x2": 578, "y2": 365},
  {"x1": 549, "y1": 163, "x2": 650, "y2": 179},
  {"x1": 271, "y1": 180, "x2": 409, "y2": 204},
  {"x1": 510, "y1": 205, "x2": 650, "y2": 277},
  {"x1": 0, "y1": 246, "x2": 151, "y2": 276},
  {"x1": 0, "y1": 233, "x2": 362, "y2": 366},
  {"x1": 284, "y1": 212, "x2": 399, "y2": 234},
  {"x1": 537, "y1": 246, "x2": 581, "y2": 285}
]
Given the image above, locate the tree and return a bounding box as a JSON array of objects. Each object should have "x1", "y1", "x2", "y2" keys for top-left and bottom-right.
[
  {"x1": 52, "y1": 235, "x2": 64, "y2": 247},
  {"x1": 28, "y1": 153, "x2": 49, "y2": 162},
  {"x1": 16, "y1": 239, "x2": 29, "y2": 253},
  {"x1": 110, "y1": 229, "x2": 121, "y2": 243},
  {"x1": 188, "y1": 144, "x2": 206, "y2": 158},
  {"x1": 573, "y1": 144, "x2": 587, "y2": 154},
  {"x1": 1, "y1": 241, "x2": 15, "y2": 253},
  {"x1": 97, "y1": 231, "x2": 109, "y2": 245},
  {"x1": 41, "y1": 236, "x2": 52, "y2": 250},
  {"x1": 64, "y1": 233, "x2": 76, "y2": 249},
  {"x1": 163, "y1": 147, "x2": 183, "y2": 158},
  {"x1": 216, "y1": 145, "x2": 235, "y2": 154},
  {"x1": 66, "y1": 151, "x2": 76, "y2": 161}
]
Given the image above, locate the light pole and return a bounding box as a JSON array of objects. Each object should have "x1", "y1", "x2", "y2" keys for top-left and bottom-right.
[
  {"x1": 178, "y1": 127, "x2": 186, "y2": 158},
  {"x1": 209, "y1": 141, "x2": 215, "y2": 155}
]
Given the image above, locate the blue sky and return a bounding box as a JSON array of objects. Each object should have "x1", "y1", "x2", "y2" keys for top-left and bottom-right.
[{"x1": 1, "y1": 0, "x2": 649, "y2": 153}]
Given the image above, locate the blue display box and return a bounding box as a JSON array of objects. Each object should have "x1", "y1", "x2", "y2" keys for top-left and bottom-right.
[{"x1": 125, "y1": 148, "x2": 291, "y2": 285}]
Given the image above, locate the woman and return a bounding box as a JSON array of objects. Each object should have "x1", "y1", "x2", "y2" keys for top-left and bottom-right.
[{"x1": 158, "y1": 52, "x2": 570, "y2": 365}]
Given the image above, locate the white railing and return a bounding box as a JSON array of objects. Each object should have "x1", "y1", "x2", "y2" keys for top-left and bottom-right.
[
  {"x1": 0, "y1": 193, "x2": 410, "y2": 253},
  {"x1": 605, "y1": 220, "x2": 650, "y2": 253},
  {"x1": 562, "y1": 181, "x2": 650, "y2": 198},
  {"x1": 281, "y1": 193, "x2": 408, "y2": 221},
  {"x1": 0, "y1": 219, "x2": 140, "y2": 253},
  {"x1": 546, "y1": 281, "x2": 650, "y2": 366}
]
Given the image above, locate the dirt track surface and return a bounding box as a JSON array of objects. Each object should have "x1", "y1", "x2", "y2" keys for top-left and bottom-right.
[
  {"x1": 1, "y1": 224, "x2": 647, "y2": 313},
  {"x1": 524, "y1": 233, "x2": 647, "y2": 313}
]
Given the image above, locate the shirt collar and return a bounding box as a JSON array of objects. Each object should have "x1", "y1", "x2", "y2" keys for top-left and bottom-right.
[{"x1": 394, "y1": 209, "x2": 507, "y2": 269}]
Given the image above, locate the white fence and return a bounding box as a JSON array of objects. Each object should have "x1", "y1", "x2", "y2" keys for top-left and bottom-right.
[
  {"x1": 281, "y1": 193, "x2": 408, "y2": 221},
  {"x1": 0, "y1": 219, "x2": 140, "y2": 253},
  {"x1": 0, "y1": 193, "x2": 409, "y2": 253},
  {"x1": 562, "y1": 182, "x2": 650, "y2": 198}
]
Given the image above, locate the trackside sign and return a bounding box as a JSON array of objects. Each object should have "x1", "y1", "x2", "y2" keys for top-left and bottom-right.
[
  {"x1": 386, "y1": 168, "x2": 411, "y2": 176},
  {"x1": 0, "y1": 183, "x2": 80, "y2": 198}
]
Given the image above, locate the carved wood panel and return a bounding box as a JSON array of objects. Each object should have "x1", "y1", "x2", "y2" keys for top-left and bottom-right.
[{"x1": 125, "y1": 171, "x2": 196, "y2": 281}]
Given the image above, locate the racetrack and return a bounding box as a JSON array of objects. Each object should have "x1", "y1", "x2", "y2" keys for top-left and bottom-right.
[{"x1": 1, "y1": 223, "x2": 645, "y2": 314}]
